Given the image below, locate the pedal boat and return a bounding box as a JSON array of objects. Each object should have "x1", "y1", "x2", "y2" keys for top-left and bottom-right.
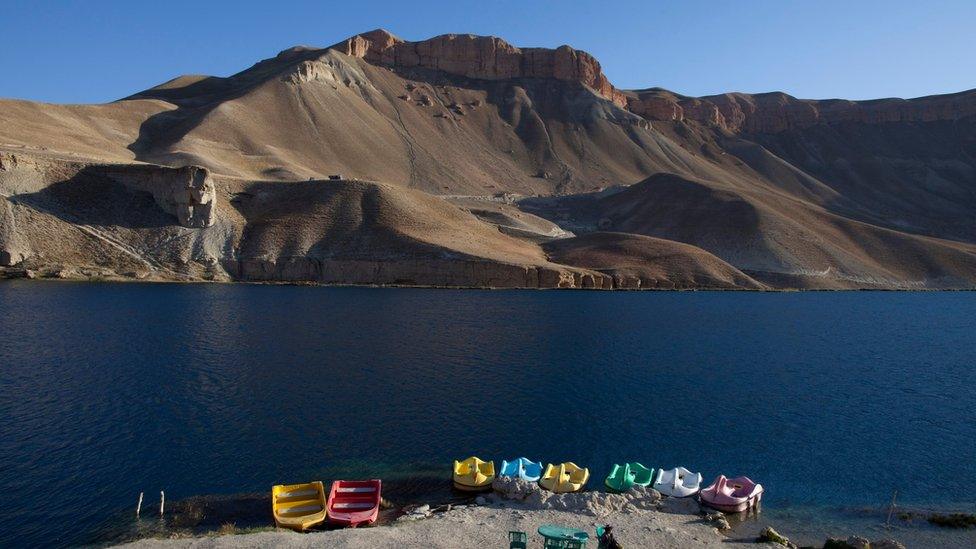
[
  {"x1": 499, "y1": 457, "x2": 544, "y2": 482},
  {"x1": 539, "y1": 462, "x2": 590, "y2": 493},
  {"x1": 699, "y1": 475, "x2": 764, "y2": 512},
  {"x1": 653, "y1": 466, "x2": 703, "y2": 497},
  {"x1": 604, "y1": 462, "x2": 655, "y2": 492},
  {"x1": 453, "y1": 456, "x2": 495, "y2": 491},
  {"x1": 327, "y1": 479, "x2": 381, "y2": 527},
  {"x1": 271, "y1": 481, "x2": 327, "y2": 531}
]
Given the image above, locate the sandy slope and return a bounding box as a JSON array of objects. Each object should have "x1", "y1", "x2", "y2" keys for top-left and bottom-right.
[
  {"x1": 525, "y1": 173, "x2": 976, "y2": 289},
  {"x1": 1, "y1": 149, "x2": 769, "y2": 289},
  {"x1": 544, "y1": 232, "x2": 765, "y2": 289}
]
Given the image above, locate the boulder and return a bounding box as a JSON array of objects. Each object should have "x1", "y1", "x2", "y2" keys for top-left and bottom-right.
[
  {"x1": 704, "y1": 512, "x2": 730, "y2": 531},
  {"x1": 757, "y1": 526, "x2": 796, "y2": 548},
  {"x1": 823, "y1": 536, "x2": 871, "y2": 549},
  {"x1": 928, "y1": 512, "x2": 976, "y2": 528}
]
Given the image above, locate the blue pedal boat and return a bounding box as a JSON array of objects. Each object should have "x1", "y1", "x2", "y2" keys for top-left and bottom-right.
[{"x1": 499, "y1": 457, "x2": 544, "y2": 482}]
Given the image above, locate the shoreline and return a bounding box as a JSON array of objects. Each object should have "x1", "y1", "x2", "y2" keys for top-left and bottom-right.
[
  {"x1": 108, "y1": 479, "x2": 918, "y2": 549},
  {"x1": 113, "y1": 483, "x2": 756, "y2": 549},
  {"x1": 3, "y1": 272, "x2": 975, "y2": 292}
]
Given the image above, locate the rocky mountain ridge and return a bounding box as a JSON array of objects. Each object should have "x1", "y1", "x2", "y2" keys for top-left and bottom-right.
[
  {"x1": 1, "y1": 29, "x2": 974, "y2": 289},
  {"x1": 628, "y1": 88, "x2": 976, "y2": 133},
  {"x1": 330, "y1": 29, "x2": 976, "y2": 134}
]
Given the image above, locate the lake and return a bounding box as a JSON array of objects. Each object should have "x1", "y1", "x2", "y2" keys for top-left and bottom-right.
[{"x1": 1, "y1": 282, "x2": 975, "y2": 547}]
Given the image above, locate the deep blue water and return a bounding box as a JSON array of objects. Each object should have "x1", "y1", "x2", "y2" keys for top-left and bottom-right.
[{"x1": 1, "y1": 282, "x2": 975, "y2": 547}]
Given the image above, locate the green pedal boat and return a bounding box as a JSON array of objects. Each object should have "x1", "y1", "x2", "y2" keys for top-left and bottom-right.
[{"x1": 604, "y1": 462, "x2": 655, "y2": 492}]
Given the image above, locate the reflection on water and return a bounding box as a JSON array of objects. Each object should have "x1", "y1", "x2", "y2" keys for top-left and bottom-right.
[{"x1": 1, "y1": 282, "x2": 975, "y2": 547}]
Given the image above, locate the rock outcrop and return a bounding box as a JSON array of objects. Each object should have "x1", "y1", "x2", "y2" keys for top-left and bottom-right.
[
  {"x1": 627, "y1": 88, "x2": 976, "y2": 133},
  {"x1": 0, "y1": 196, "x2": 30, "y2": 266},
  {"x1": 330, "y1": 29, "x2": 627, "y2": 107},
  {"x1": 331, "y1": 30, "x2": 976, "y2": 134},
  {"x1": 102, "y1": 164, "x2": 216, "y2": 228}
]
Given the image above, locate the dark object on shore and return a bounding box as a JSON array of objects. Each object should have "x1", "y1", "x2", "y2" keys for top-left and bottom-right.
[
  {"x1": 508, "y1": 530, "x2": 527, "y2": 549},
  {"x1": 822, "y1": 536, "x2": 905, "y2": 549},
  {"x1": 927, "y1": 512, "x2": 976, "y2": 528},
  {"x1": 823, "y1": 536, "x2": 869, "y2": 549},
  {"x1": 328, "y1": 174, "x2": 343, "y2": 180},
  {"x1": 597, "y1": 524, "x2": 622, "y2": 549},
  {"x1": 757, "y1": 526, "x2": 796, "y2": 548}
]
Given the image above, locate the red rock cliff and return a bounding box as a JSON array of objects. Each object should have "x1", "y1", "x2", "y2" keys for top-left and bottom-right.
[
  {"x1": 330, "y1": 29, "x2": 627, "y2": 107},
  {"x1": 330, "y1": 30, "x2": 975, "y2": 134},
  {"x1": 628, "y1": 88, "x2": 976, "y2": 133}
]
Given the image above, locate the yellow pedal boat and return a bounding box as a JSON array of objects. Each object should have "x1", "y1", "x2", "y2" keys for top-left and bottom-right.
[
  {"x1": 272, "y1": 481, "x2": 327, "y2": 531},
  {"x1": 453, "y1": 456, "x2": 495, "y2": 491},
  {"x1": 539, "y1": 462, "x2": 590, "y2": 493}
]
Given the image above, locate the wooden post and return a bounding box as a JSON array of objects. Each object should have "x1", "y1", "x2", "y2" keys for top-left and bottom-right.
[
  {"x1": 136, "y1": 492, "x2": 143, "y2": 517},
  {"x1": 160, "y1": 491, "x2": 165, "y2": 516},
  {"x1": 885, "y1": 490, "x2": 898, "y2": 526}
]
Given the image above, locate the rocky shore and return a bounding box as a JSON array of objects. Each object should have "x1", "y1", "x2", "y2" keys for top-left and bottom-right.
[{"x1": 113, "y1": 478, "x2": 907, "y2": 549}]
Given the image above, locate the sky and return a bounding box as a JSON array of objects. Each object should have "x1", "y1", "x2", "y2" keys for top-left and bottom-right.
[{"x1": 1, "y1": 0, "x2": 974, "y2": 104}]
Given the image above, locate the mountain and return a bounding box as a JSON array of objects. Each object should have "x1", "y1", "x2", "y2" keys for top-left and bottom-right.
[{"x1": 1, "y1": 29, "x2": 974, "y2": 289}]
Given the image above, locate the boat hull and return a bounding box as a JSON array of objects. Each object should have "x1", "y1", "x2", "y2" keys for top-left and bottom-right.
[
  {"x1": 453, "y1": 480, "x2": 493, "y2": 491},
  {"x1": 453, "y1": 457, "x2": 495, "y2": 491},
  {"x1": 499, "y1": 457, "x2": 543, "y2": 482},
  {"x1": 700, "y1": 492, "x2": 762, "y2": 513},
  {"x1": 699, "y1": 475, "x2": 763, "y2": 513},
  {"x1": 540, "y1": 462, "x2": 589, "y2": 493},
  {"x1": 605, "y1": 462, "x2": 653, "y2": 492},
  {"x1": 653, "y1": 467, "x2": 702, "y2": 498},
  {"x1": 327, "y1": 479, "x2": 381, "y2": 527},
  {"x1": 271, "y1": 481, "x2": 327, "y2": 532}
]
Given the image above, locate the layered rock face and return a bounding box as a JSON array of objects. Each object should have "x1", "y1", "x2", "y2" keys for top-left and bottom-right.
[
  {"x1": 330, "y1": 29, "x2": 627, "y2": 107},
  {"x1": 0, "y1": 196, "x2": 30, "y2": 266},
  {"x1": 102, "y1": 165, "x2": 216, "y2": 228},
  {"x1": 628, "y1": 89, "x2": 976, "y2": 133},
  {"x1": 333, "y1": 30, "x2": 976, "y2": 135}
]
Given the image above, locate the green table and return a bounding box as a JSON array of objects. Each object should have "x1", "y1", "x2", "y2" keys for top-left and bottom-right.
[{"x1": 538, "y1": 524, "x2": 589, "y2": 544}]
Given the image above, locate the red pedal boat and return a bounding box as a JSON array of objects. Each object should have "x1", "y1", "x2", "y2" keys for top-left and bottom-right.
[{"x1": 326, "y1": 479, "x2": 382, "y2": 527}]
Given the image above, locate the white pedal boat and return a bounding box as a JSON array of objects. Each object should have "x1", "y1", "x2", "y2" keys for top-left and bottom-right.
[{"x1": 653, "y1": 466, "x2": 703, "y2": 497}]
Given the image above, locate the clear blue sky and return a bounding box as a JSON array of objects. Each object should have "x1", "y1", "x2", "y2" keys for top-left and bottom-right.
[{"x1": 2, "y1": 0, "x2": 974, "y2": 104}]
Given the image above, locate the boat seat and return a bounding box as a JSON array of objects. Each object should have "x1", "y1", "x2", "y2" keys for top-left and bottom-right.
[
  {"x1": 279, "y1": 504, "x2": 322, "y2": 514},
  {"x1": 333, "y1": 502, "x2": 375, "y2": 509},
  {"x1": 337, "y1": 486, "x2": 376, "y2": 493},
  {"x1": 279, "y1": 489, "x2": 317, "y2": 498}
]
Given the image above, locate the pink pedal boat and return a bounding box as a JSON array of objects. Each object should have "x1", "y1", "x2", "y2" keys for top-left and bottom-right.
[{"x1": 699, "y1": 475, "x2": 763, "y2": 513}]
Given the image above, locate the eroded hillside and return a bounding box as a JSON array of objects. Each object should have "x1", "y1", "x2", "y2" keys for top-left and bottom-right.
[{"x1": 1, "y1": 29, "x2": 974, "y2": 289}]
